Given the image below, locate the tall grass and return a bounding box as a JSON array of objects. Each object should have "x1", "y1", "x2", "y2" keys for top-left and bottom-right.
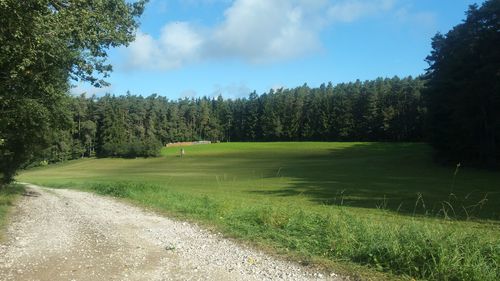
[
  {"x1": 65, "y1": 181, "x2": 500, "y2": 281},
  {"x1": 0, "y1": 184, "x2": 24, "y2": 240},
  {"x1": 20, "y1": 142, "x2": 500, "y2": 279}
]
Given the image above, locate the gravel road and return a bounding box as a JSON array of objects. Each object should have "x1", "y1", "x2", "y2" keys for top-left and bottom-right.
[{"x1": 0, "y1": 184, "x2": 343, "y2": 281}]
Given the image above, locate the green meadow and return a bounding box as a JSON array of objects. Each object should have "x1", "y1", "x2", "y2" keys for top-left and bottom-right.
[{"x1": 19, "y1": 142, "x2": 500, "y2": 280}]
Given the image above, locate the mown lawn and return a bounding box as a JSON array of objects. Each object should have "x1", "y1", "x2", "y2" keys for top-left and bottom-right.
[{"x1": 19, "y1": 142, "x2": 500, "y2": 280}]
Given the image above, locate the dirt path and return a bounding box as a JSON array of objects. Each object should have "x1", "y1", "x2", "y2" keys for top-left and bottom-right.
[{"x1": 0, "y1": 184, "x2": 342, "y2": 281}]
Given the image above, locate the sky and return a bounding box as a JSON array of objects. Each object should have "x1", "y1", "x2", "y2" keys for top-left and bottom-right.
[{"x1": 72, "y1": 0, "x2": 485, "y2": 99}]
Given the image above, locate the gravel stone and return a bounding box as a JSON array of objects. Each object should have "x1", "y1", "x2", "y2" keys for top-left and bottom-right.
[{"x1": 0, "y1": 184, "x2": 344, "y2": 281}]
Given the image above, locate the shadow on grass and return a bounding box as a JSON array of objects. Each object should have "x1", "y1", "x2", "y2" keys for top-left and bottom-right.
[
  {"x1": 0, "y1": 183, "x2": 25, "y2": 196},
  {"x1": 249, "y1": 142, "x2": 500, "y2": 221}
]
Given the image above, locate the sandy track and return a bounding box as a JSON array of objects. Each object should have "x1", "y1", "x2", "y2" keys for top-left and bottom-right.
[{"x1": 0, "y1": 184, "x2": 341, "y2": 281}]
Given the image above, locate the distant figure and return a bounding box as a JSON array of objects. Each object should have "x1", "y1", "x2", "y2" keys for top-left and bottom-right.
[{"x1": 180, "y1": 148, "x2": 185, "y2": 158}]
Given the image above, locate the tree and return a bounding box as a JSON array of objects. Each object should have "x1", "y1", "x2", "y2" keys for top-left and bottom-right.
[
  {"x1": 424, "y1": 0, "x2": 500, "y2": 167},
  {"x1": 0, "y1": 0, "x2": 147, "y2": 185},
  {"x1": 95, "y1": 95, "x2": 128, "y2": 157},
  {"x1": 214, "y1": 95, "x2": 232, "y2": 142},
  {"x1": 245, "y1": 91, "x2": 261, "y2": 141}
]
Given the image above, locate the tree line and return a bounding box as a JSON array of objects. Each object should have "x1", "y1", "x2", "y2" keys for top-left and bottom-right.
[
  {"x1": 1, "y1": 0, "x2": 499, "y2": 185},
  {"x1": 40, "y1": 76, "x2": 426, "y2": 162}
]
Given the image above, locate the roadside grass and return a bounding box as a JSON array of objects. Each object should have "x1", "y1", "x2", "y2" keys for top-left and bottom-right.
[
  {"x1": 0, "y1": 184, "x2": 24, "y2": 241},
  {"x1": 19, "y1": 142, "x2": 500, "y2": 280}
]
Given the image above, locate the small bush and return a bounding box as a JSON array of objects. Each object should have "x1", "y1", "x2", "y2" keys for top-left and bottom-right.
[{"x1": 97, "y1": 137, "x2": 162, "y2": 158}]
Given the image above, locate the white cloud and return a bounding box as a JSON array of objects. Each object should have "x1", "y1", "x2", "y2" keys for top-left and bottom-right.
[
  {"x1": 212, "y1": 82, "x2": 251, "y2": 98},
  {"x1": 126, "y1": 22, "x2": 203, "y2": 70},
  {"x1": 124, "y1": 0, "x2": 330, "y2": 70},
  {"x1": 70, "y1": 82, "x2": 112, "y2": 97},
  {"x1": 159, "y1": 22, "x2": 203, "y2": 66},
  {"x1": 122, "y1": 0, "x2": 431, "y2": 70},
  {"x1": 209, "y1": 0, "x2": 323, "y2": 63},
  {"x1": 127, "y1": 32, "x2": 160, "y2": 67}
]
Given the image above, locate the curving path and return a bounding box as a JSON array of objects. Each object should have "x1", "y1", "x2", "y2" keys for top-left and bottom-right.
[{"x1": 0, "y1": 184, "x2": 342, "y2": 281}]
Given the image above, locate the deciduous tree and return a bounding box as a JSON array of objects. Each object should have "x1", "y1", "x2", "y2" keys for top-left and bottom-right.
[{"x1": 0, "y1": 0, "x2": 147, "y2": 185}]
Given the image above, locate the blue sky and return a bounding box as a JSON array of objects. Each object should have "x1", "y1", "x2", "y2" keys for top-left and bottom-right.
[{"x1": 72, "y1": 0, "x2": 485, "y2": 99}]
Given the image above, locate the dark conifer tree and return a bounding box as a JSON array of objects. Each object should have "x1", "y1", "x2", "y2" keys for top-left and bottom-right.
[{"x1": 425, "y1": 0, "x2": 500, "y2": 166}]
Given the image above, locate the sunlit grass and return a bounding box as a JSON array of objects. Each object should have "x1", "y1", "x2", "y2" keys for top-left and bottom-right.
[{"x1": 19, "y1": 142, "x2": 500, "y2": 280}]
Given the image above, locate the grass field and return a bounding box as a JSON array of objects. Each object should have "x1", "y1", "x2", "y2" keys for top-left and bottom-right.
[{"x1": 18, "y1": 142, "x2": 500, "y2": 280}]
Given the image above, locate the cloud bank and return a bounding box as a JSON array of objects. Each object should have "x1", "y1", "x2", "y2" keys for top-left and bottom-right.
[{"x1": 124, "y1": 0, "x2": 429, "y2": 70}]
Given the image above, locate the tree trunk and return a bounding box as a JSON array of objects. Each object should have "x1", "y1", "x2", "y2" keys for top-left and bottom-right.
[{"x1": 1, "y1": 170, "x2": 15, "y2": 186}]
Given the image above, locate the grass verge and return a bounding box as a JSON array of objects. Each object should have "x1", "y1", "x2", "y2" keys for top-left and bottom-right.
[
  {"x1": 37, "y1": 181, "x2": 500, "y2": 281},
  {"x1": 0, "y1": 184, "x2": 24, "y2": 241}
]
